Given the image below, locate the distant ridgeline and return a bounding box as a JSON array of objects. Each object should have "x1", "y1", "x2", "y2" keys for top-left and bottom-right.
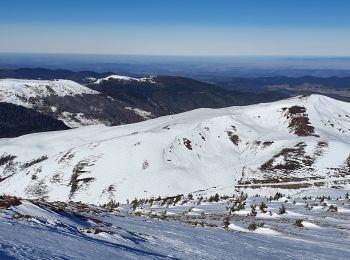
[{"x1": 0, "y1": 68, "x2": 349, "y2": 138}]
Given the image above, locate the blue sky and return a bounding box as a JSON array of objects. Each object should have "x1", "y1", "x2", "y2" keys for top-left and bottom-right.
[{"x1": 1, "y1": 0, "x2": 350, "y2": 56}]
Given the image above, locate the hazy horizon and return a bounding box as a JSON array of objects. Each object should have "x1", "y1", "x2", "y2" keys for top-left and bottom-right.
[
  {"x1": 2, "y1": 53, "x2": 350, "y2": 78},
  {"x1": 1, "y1": 0, "x2": 350, "y2": 56}
]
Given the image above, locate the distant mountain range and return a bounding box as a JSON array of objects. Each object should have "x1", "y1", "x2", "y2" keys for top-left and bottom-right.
[
  {"x1": 0, "y1": 68, "x2": 350, "y2": 139},
  {"x1": 0, "y1": 68, "x2": 288, "y2": 137}
]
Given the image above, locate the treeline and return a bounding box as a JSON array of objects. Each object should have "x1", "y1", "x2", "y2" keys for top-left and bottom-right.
[{"x1": 0, "y1": 103, "x2": 69, "y2": 138}]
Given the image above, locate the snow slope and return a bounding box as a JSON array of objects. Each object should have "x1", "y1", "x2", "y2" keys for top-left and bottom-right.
[
  {"x1": 93, "y1": 75, "x2": 156, "y2": 84},
  {"x1": 0, "y1": 95, "x2": 349, "y2": 204},
  {"x1": 1, "y1": 194, "x2": 350, "y2": 259},
  {"x1": 0, "y1": 78, "x2": 99, "y2": 108}
]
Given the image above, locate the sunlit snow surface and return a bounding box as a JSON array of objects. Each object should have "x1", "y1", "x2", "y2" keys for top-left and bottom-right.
[
  {"x1": 1, "y1": 192, "x2": 350, "y2": 259},
  {"x1": 93, "y1": 74, "x2": 156, "y2": 84},
  {"x1": 0, "y1": 78, "x2": 99, "y2": 107},
  {"x1": 0, "y1": 94, "x2": 349, "y2": 204},
  {"x1": 0, "y1": 94, "x2": 350, "y2": 259}
]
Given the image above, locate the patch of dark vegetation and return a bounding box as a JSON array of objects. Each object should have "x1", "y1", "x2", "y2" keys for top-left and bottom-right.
[
  {"x1": 278, "y1": 183, "x2": 313, "y2": 189},
  {"x1": 254, "y1": 141, "x2": 262, "y2": 146},
  {"x1": 327, "y1": 205, "x2": 338, "y2": 212},
  {"x1": 272, "y1": 192, "x2": 284, "y2": 201},
  {"x1": 0, "y1": 154, "x2": 16, "y2": 166},
  {"x1": 208, "y1": 193, "x2": 220, "y2": 203},
  {"x1": 142, "y1": 160, "x2": 149, "y2": 170},
  {"x1": 69, "y1": 159, "x2": 96, "y2": 199},
  {"x1": 30, "y1": 200, "x2": 102, "y2": 215},
  {"x1": 226, "y1": 131, "x2": 240, "y2": 145},
  {"x1": 227, "y1": 192, "x2": 247, "y2": 213},
  {"x1": 145, "y1": 194, "x2": 184, "y2": 208},
  {"x1": 313, "y1": 141, "x2": 329, "y2": 157},
  {"x1": 58, "y1": 149, "x2": 75, "y2": 164},
  {"x1": 236, "y1": 182, "x2": 313, "y2": 189},
  {"x1": 249, "y1": 205, "x2": 257, "y2": 216},
  {"x1": 283, "y1": 106, "x2": 318, "y2": 137},
  {"x1": 278, "y1": 204, "x2": 287, "y2": 215},
  {"x1": 294, "y1": 219, "x2": 304, "y2": 227},
  {"x1": 181, "y1": 220, "x2": 217, "y2": 228},
  {"x1": 248, "y1": 222, "x2": 264, "y2": 231},
  {"x1": 0, "y1": 173, "x2": 16, "y2": 183},
  {"x1": 240, "y1": 142, "x2": 342, "y2": 185},
  {"x1": 50, "y1": 172, "x2": 62, "y2": 183},
  {"x1": 0, "y1": 102, "x2": 69, "y2": 138},
  {"x1": 160, "y1": 195, "x2": 183, "y2": 207},
  {"x1": 108, "y1": 184, "x2": 115, "y2": 193},
  {"x1": 259, "y1": 201, "x2": 268, "y2": 213},
  {"x1": 198, "y1": 133, "x2": 206, "y2": 141},
  {"x1": 333, "y1": 154, "x2": 350, "y2": 178},
  {"x1": 25, "y1": 179, "x2": 49, "y2": 200},
  {"x1": 260, "y1": 142, "x2": 315, "y2": 174},
  {"x1": 101, "y1": 199, "x2": 120, "y2": 212},
  {"x1": 69, "y1": 175, "x2": 96, "y2": 199},
  {"x1": 12, "y1": 213, "x2": 32, "y2": 220},
  {"x1": 183, "y1": 138, "x2": 193, "y2": 150},
  {"x1": 345, "y1": 154, "x2": 350, "y2": 168},
  {"x1": 0, "y1": 154, "x2": 18, "y2": 181},
  {"x1": 317, "y1": 141, "x2": 328, "y2": 148},
  {"x1": 223, "y1": 216, "x2": 230, "y2": 228},
  {"x1": 21, "y1": 155, "x2": 48, "y2": 169},
  {"x1": 285, "y1": 106, "x2": 306, "y2": 114},
  {"x1": 0, "y1": 195, "x2": 22, "y2": 209},
  {"x1": 262, "y1": 141, "x2": 274, "y2": 147},
  {"x1": 102, "y1": 184, "x2": 117, "y2": 200},
  {"x1": 80, "y1": 226, "x2": 117, "y2": 235},
  {"x1": 259, "y1": 159, "x2": 274, "y2": 172}
]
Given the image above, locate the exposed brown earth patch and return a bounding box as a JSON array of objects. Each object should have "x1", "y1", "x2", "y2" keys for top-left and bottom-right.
[
  {"x1": 260, "y1": 142, "x2": 315, "y2": 173},
  {"x1": 183, "y1": 138, "x2": 193, "y2": 150},
  {"x1": 0, "y1": 195, "x2": 22, "y2": 209},
  {"x1": 282, "y1": 106, "x2": 319, "y2": 137}
]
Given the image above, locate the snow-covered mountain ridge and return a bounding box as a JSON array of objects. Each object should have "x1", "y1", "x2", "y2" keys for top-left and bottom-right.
[
  {"x1": 0, "y1": 94, "x2": 349, "y2": 204},
  {"x1": 0, "y1": 78, "x2": 105, "y2": 127},
  {"x1": 0, "y1": 76, "x2": 275, "y2": 131},
  {"x1": 91, "y1": 74, "x2": 156, "y2": 84},
  {"x1": 0, "y1": 78, "x2": 99, "y2": 107}
]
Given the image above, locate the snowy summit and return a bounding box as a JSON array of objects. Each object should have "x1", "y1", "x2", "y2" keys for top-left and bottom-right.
[{"x1": 0, "y1": 94, "x2": 349, "y2": 204}]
